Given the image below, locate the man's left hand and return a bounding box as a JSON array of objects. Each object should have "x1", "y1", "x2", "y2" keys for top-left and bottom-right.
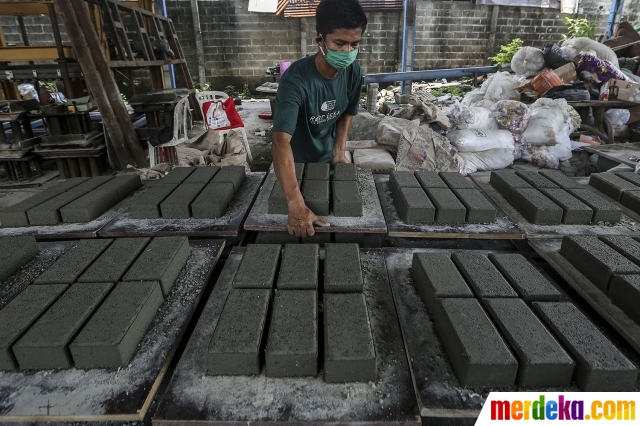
[{"x1": 331, "y1": 153, "x2": 351, "y2": 165}]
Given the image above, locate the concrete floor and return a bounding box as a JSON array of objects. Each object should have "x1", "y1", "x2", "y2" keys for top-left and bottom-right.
[{"x1": 236, "y1": 100, "x2": 274, "y2": 172}]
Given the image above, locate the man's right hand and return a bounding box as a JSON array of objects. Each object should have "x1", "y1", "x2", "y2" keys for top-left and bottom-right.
[{"x1": 287, "y1": 200, "x2": 330, "y2": 237}]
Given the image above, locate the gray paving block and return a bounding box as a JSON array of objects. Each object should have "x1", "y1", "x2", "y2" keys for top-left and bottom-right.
[
  {"x1": 610, "y1": 274, "x2": 640, "y2": 323},
  {"x1": 333, "y1": 163, "x2": 357, "y2": 181},
  {"x1": 35, "y1": 239, "x2": 113, "y2": 284},
  {"x1": 302, "y1": 179, "x2": 329, "y2": 216},
  {"x1": 510, "y1": 187, "x2": 563, "y2": 224},
  {"x1": 615, "y1": 171, "x2": 640, "y2": 188},
  {"x1": 415, "y1": 171, "x2": 448, "y2": 189},
  {"x1": 0, "y1": 236, "x2": 39, "y2": 282},
  {"x1": 621, "y1": 190, "x2": 640, "y2": 215},
  {"x1": 395, "y1": 187, "x2": 435, "y2": 223},
  {"x1": 489, "y1": 170, "x2": 532, "y2": 201},
  {"x1": 425, "y1": 188, "x2": 467, "y2": 224},
  {"x1": 568, "y1": 188, "x2": 622, "y2": 223},
  {"x1": 27, "y1": 191, "x2": 89, "y2": 225},
  {"x1": 334, "y1": 233, "x2": 365, "y2": 244},
  {"x1": 560, "y1": 236, "x2": 640, "y2": 291},
  {"x1": 515, "y1": 170, "x2": 560, "y2": 189},
  {"x1": 156, "y1": 167, "x2": 195, "y2": 184},
  {"x1": 332, "y1": 180, "x2": 362, "y2": 217},
  {"x1": 488, "y1": 253, "x2": 562, "y2": 302},
  {"x1": 0, "y1": 284, "x2": 68, "y2": 370},
  {"x1": 160, "y1": 183, "x2": 206, "y2": 218},
  {"x1": 211, "y1": 166, "x2": 246, "y2": 192},
  {"x1": 182, "y1": 166, "x2": 220, "y2": 184},
  {"x1": 78, "y1": 237, "x2": 150, "y2": 283},
  {"x1": 324, "y1": 293, "x2": 376, "y2": 383},
  {"x1": 232, "y1": 244, "x2": 281, "y2": 289},
  {"x1": 66, "y1": 176, "x2": 115, "y2": 192},
  {"x1": 482, "y1": 298, "x2": 575, "y2": 387},
  {"x1": 411, "y1": 252, "x2": 473, "y2": 313},
  {"x1": 191, "y1": 183, "x2": 235, "y2": 218},
  {"x1": 389, "y1": 171, "x2": 421, "y2": 197},
  {"x1": 540, "y1": 188, "x2": 593, "y2": 224},
  {"x1": 70, "y1": 281, "x2": 164, "y2": 369},
  {"x1": 432, "y1": 298, "x2": 518, "y2": 387},
  {"x1": 97, "y1": 174, "x2": 143, "y2": 200},
  {"x1": 207, "y1": 289, "x2": 271, "y2": 375},
  {"x1": 13, "y1": 282, "x2": 113, "y2": 370},
  {"x1": 539, "y1": 170, "x2": 583, "y2": 189},
  {"x1": 601, "y1": 235, "x2": 640, "y2": 266},
  {"x1": 130, "y1": 183, "x2": 178, "y2": 219},
  {"x1": 295, "y1": 163, "x2": 305, "y2": 180},
  {"x1": 122, "y1": 236, "x2": 190, "y2": 297},
  {"x1": 255, "y1": 232, "x2": 299, "y2": 244},
  {"x1": 451, "y1": 252, "x2": 518, "y2": 298},
  {"x1": 304, "y1": 163, "x2": 330, "y2": 180},
  {"x1": 59, "y1": 187, "x2": 120, "y2": 223},
  {"x1": 277, "y1": 244, "x2": 318, "y2": 290},
  {"x1": 0, "y1": 178, "x2": 89, "y2": 227},
  {"x1": 589, "y1": 173, "x2": 639, "y2": 201},
  {"x1": 268, "y1": 179, "x2": 301, "y2": 215},
  {"x1": 266, "y1": 290, "x2": 318, "y2": 377},
  {"x1": 324, "y1": 243, "x2": 364, "y2": 293},
  {"x1": 439, "y1": 172, "x2": 475, "y2": 189},
  {"x1": 450, "y1": 188, "x2": 496, "y2": 223},
  {"x1": 532, "y1": 301, "x2": 638, "y2": 391}
]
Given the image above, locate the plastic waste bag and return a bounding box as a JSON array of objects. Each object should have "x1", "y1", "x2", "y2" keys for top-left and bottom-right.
[
  {"x1": 457, "y1": 148, "x2": 515, "y2": 175},
  {"x1": 511, "y1": 46, "x2": 546, "y2": 78},
  {"x1": 604, "y1": 109, "x2": 631, "y2": 125},
  {"x1": 542, "y1": 43, "x2": 571, "y2": 69},
  {"x1": 491, "y1": 100, "x2": 531, "y2": 134},
  {"x1": 448, "y1": 102, "x2": 498, "y2": 130},
  {"x1": 447, "y1": 129, "x2": 514, "y2": 152}
]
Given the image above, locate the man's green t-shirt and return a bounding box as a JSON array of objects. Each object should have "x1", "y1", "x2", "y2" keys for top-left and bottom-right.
[{"x1": 272, "y1": 55, "x2": 362, "y2": 163}]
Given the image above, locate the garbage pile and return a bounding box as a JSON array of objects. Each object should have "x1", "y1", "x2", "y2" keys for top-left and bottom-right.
[{"x1": 364, "y1": 21, "x2": 640, "y2": 175}]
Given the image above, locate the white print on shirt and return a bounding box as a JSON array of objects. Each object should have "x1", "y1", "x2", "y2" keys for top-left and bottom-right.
[
  {"x1": 321, "y1": 100, "x2": 336, "y2": 112},
  {"x1": 310, "y1": 110, "x2": 341, "y2": 125}
]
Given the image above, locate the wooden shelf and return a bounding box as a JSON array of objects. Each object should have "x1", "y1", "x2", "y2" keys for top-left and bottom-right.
[{"x1": 0, "y1": 46, "x2": 75, "y2": 61}]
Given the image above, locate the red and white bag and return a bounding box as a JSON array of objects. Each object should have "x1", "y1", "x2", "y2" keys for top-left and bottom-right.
[{"x1": 202, "y1": 98, "x2": 244, "y2": 130}]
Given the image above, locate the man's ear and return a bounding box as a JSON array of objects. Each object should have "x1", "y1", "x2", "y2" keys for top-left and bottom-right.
[{"x1": 315, "y1": 34, "x2": 323, "y2": 45}]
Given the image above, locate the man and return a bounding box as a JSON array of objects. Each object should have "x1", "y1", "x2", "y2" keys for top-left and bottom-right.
[{"x1": 271, "y1": 0, "x2": 367, "y2": 237}]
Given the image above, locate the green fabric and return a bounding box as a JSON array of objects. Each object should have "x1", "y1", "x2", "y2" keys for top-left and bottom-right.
[{"x1": 273, "y1": 55, "x2": 362, "y2": 163}]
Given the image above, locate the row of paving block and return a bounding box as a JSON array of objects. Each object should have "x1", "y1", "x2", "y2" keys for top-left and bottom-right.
[
  {"x1": 0, "y1": 236, "x2": 190, "y2": 371},
  {"x1": 589, "y1": 172, "x2": 640, "y2": 216},
  {"x1": 390, "y1": 171, "x2": 497, "y2": 224},
  {"x1": 411, "y1": 250, "x2": 637, "y2": 390},
  {"x1": 490, "y1": 170, "x2": 622, "y2": 225},
  {"x1": 131, "y1": 166, "x2": 245, "y2": 219},
  {"x1": 0, "y1": 175, "x2": 142, "y2": 227},
  {"x1": 269, "y1": 163, "x2": 362, "y2": 217},
  {"x1": 206, "y1": 243, "x2": 376, "y2": 382},
  {"x1": 560, "y1": 235, "x2": 640, "y2": 326}
]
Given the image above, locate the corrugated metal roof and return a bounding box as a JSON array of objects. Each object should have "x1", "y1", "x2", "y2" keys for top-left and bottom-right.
[{"x1": 277, "y1": 0, "x2": 402, "y2": 18}]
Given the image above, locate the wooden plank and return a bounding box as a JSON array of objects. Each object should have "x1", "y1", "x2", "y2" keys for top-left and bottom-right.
[
  {"x1": 376, "y1": 174, "x2": 524, "y2": 240},
  {"x1": 153, "y1": 247, "x2": 420, "y2": 425},
  {"x1": 582, "y1": 143, "x2": 640, "y2": 168},
  {"x1": 0, "y1": 46, "x2": 75, "y2": 61},
  {"x1": 472, "y1": 171, "x2": 640, "y2": 238},
  {"x1": 0, "y1": 239, "x2": 224, "y2": 421},
  {"x1": 244, "y1": 169, "x2": 387, "y2": 234},
  {"x1": 529, "y1": 238, "x2": 640, "y2": 355},
  {"x1": 99, "y1": 172, "x2": 265, "y2": 238}
]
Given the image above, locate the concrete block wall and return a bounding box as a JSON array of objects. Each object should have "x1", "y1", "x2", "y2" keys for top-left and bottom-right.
[
  {"x1": 2, "y1": 0, "x2": 639, "y2": 89},
  {"x1": 0, "y1": 15, "x2": 69, "y2": 46}
]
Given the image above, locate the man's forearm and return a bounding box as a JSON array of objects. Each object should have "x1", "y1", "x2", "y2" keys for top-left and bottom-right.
[
  {"x1": 271, "y1": 131, "x2": 304, "y2": 208},
  {"x1": 333, "y1": 113, "x2": 354, "y2": 159}
]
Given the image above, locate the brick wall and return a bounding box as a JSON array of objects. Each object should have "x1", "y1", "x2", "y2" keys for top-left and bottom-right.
[
  {"x1": 2, "y1": 0, "x2": 639, "y2": 91},
  {"x1": 0, "y1": 15, "x2": 69, "y2": 46}
]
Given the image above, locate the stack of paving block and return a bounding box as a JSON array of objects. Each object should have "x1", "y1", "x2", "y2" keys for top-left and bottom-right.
[
  {"x1": 268, "y1": 163, "x2": 362, "y2": 217},
  {"x1": 0, "y1": 236, "x2": 190, "y2": 371},
  {"x1": 490, "y1": 170, "x2": 622, "y2": 225},
  {"x1": 130, "y1": 166, "x2": 245, "y2": 219},
  {"x1": 0, "y1": 175, "x2": 142, "y2": 227},
  {"x1": 206, "y1": 243, "x2": 376, "y2": 382},
  {"x1": 560, "y1": 235, "x2": 640, "y2": 328},
  {"x1": 411, "y1": 250, "x2": 638, "y2": 390},
  {"x1": 589, "y1": 171, "x2": 640, "y2": 216},
  {"x1": 390, "y1": 171, "x2": 497, "y2": 224}
]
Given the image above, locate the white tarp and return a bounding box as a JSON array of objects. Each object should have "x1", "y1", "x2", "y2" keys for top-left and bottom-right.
[
  {"x1": 248, "y1": 0, "x2": 277, "y2": 13},
  {"x1": 475, "y1": 0, "x2": 559, "y2": 8}
]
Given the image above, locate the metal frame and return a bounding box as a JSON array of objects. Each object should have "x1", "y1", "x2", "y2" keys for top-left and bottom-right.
[
  {"x1": 363, "y1": 66, "x2": 499, "y2": 85},
  {"x1": 400, "y1": 0, "x2": 416, "y2": 94},
  {"x1": 605, "y1": 0, "x2": 625, "y2": 40}
]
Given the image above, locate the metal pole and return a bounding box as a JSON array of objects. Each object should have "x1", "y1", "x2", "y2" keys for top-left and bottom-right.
[
  {"x1": 605, "y1": 0, "x2": 624, "y2": 40},
  {"x1": 189, "y1": 0, "x2": 206, "y2": 88}
]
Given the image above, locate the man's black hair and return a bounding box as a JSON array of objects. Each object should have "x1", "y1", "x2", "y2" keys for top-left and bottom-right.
[{"x1": 316, "y1": 0, "x2": 367, "y2": 39}]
